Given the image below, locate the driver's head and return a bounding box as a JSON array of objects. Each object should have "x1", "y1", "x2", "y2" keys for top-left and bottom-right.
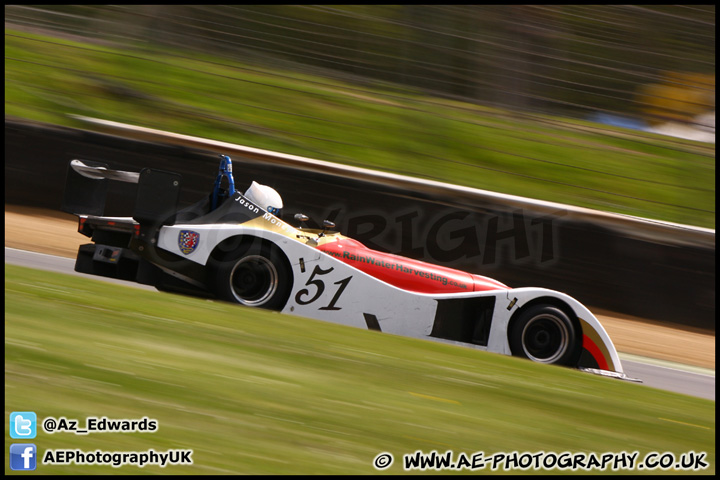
[{"x1": 244, "y1": 181, "x2": 283, "y2": 216}]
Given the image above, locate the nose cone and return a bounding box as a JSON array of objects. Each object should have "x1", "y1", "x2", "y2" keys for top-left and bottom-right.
[{"x1": 470, "y1": 274, "x2": 509, "y2": 291}]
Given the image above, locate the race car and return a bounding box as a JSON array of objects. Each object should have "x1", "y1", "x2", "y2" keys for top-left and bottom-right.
[{"x1": 62, "y1": 154, "x2": 635, "y2": 381}]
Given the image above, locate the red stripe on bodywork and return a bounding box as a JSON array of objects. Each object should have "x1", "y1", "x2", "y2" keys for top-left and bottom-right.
[
  {"x1": 582, "y1": 334, "x2": 609, "y2": 371},
  {"x1": 317, "y1": 238, "x2": 508, "y2": 294}
]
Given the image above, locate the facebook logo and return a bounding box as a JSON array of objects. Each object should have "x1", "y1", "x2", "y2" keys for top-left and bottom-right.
[
  {"x1": 10, "y1": 444, "x2": 37, "y2": 471},
  {"x1": 10, "y1": 412, "x2": 37, "y2": 439}
]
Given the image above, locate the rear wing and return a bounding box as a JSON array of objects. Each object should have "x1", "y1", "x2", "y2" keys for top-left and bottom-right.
[{"x1": 61, "y1": 159, "x2": 182, "y2": 226}]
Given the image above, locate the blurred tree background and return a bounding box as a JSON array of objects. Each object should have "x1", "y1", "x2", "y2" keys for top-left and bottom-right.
[{"x1": 7, "y1": 5, "x2": 713, "y2": 126}]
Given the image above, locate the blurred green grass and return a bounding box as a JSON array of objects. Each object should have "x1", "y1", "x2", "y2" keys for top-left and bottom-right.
[
  {"x1": 4, "y1": 30, "x2": 715, "y2": 228},
  {"x1": 5, "y1": 264, "x2": 715, "y2": 474}
]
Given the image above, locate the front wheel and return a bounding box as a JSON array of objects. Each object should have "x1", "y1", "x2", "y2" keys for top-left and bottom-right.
[
  {"x1": 509, "y1": 305, "x2": 580, "y2": 366},
  {"x1": 212, "y1": 243, "x2": 291, "y2": 310}
]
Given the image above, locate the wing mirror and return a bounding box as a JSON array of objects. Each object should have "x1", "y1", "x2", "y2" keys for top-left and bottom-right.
[
  {"x1": 294, "y1": 213, "x2": 309, "y2": 228},
  {"x1": 293, "y1": 214, "x2": 335, "y2": 236},
  {"x1": 320, "y1": 219, "x2": 335, "y2": 237}
]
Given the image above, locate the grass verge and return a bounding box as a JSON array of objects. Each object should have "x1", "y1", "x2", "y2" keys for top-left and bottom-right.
[{"x1": 4, "y1": 264, "x2": 715, "y2": 474}]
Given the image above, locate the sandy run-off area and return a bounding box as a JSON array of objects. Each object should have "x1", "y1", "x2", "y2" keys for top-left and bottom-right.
[{"x1": 5, "y1": 205, "x2": 715, "y2": 370}]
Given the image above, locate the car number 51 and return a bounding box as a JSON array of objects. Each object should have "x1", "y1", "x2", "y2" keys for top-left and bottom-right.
[{"x1": 295, "y1": 265, "x2": 353, "y2": 310}]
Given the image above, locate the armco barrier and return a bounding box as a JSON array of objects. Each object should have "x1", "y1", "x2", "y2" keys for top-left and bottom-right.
[{"x1": 5, "y1": 117, "x2": 715, "y2": 331}]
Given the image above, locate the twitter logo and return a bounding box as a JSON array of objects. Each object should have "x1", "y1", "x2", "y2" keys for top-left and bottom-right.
[{"x1": 10, "y1": 412, "x2": 37, "y2": 439}]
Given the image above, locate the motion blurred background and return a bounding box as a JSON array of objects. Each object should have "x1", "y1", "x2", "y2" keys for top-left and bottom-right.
[
  {"x1": 5, "y1": 5, "x2": 715, "y2": 227},
  {"x1": 4, "y1": 7, "x2": 716, "y2": 475}
]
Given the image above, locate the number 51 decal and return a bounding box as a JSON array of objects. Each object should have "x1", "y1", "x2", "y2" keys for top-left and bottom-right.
[{"x1": 295, "y1": 265, "x2": 352, "y2": 310}]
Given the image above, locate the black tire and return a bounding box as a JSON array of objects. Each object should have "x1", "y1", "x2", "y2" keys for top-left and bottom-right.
[
  {"x1": 509, "y1": 305, "x2": 580, "y2": 366},
  {"x1": 212, "y1": 242, "x2": 292, "y2": 310}
]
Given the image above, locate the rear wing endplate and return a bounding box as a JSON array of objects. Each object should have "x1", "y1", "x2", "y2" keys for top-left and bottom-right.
[{"x1": 62, "y1": 159, "x2": 182, "y2": 226}]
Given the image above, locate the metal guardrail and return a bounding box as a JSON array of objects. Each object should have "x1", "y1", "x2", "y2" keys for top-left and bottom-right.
[{"x1": 71, "y1": 115, "x2": 714, "y2": 249}]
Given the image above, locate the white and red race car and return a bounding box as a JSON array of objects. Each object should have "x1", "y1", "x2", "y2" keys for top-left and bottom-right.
[{"x1": 62, "y1": 155, "x2": 634, "y2": 380}]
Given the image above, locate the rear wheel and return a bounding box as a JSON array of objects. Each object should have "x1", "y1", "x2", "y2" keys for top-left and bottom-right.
[
  {"x1": 212, "y1": 242, "x2": 291, "y2": 310},
  {"x1": 509, "y1": 305, "x2": 580, "y2": 366}
]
